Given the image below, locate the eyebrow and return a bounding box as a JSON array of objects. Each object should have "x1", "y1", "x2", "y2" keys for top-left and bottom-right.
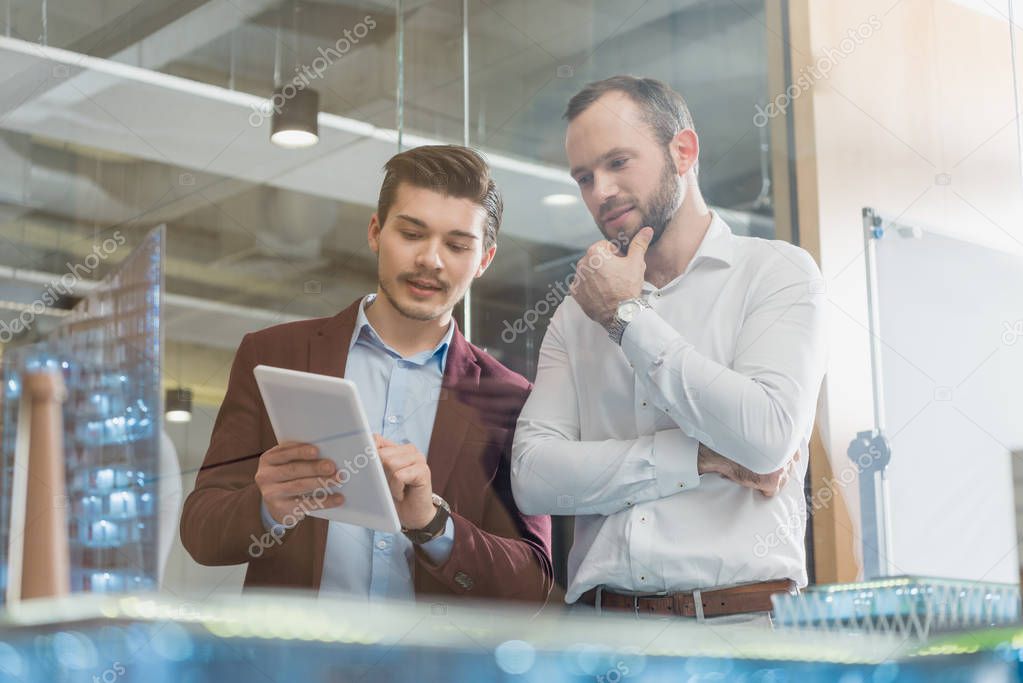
[
  {"x1": 570, "y1": 147, "x2": 638, "y2": 179},
  {"x1": 395, "y1": 214, "x2": 480, "y2": 240}
]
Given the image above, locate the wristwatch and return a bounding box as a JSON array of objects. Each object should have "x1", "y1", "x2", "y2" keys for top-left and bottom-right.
[
  {"x1": 607, "y1": 296, "x2": 652, "y2": 345},
  {"x1": 402, "y1": 493, "x2": 451, "y2": 545}
]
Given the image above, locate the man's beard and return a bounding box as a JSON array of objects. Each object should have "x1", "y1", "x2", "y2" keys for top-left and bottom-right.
[
  {"x1": 605, "y1": 154, "x2": 683, "y2": 253},
  {"x1": 378, "y1": 275, "x2": 451, "y2": 322}
]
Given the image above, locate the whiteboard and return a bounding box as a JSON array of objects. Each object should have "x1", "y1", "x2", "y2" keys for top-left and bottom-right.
[{"x1": 874, "y1": 226, "x2": 1023, "y2": 583}]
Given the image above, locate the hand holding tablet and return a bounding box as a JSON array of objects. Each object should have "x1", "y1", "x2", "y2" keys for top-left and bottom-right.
[
  {"x1": 253, "y1": 441, "x2": 346, "y2": 527},
  {"x1": 253, "y1": 365, "x2": 402, "y2": 533}
]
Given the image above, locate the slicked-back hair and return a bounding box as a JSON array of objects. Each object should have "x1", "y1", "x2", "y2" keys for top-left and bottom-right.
[{"x1": 376, "y1": 145, "x2": 503, "y2": 250}]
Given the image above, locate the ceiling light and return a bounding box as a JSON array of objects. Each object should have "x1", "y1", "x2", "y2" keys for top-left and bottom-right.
[
  {"x1": 542, "y1": 193, "x2": 578, "y2": 207},
  {"x1": 271, "y1": 86, "x2": 320, "y2": 149},
  {"x1": 165, "y1": 387, "x2": 193, "y2": 423}
]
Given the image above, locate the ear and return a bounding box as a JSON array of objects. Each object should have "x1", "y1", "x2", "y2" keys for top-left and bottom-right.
[
  {"x1": 367, "y1": 213, "x2": 382, "y2": 255},
  {"x1": 475, "y1": 244, "x2": 497, "y2": 278},
  {"x1": 669, "y1": 129, "x2": 700, "y2": 177}
]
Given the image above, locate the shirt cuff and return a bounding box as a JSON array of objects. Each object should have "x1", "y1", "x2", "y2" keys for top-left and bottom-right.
[
  {"x1": 653, "y1": 429, "x2": 701, "y2": 496},
  {"x1": 418, "y1": 516, "x2": 456, "y2": 566},
  {"x1": 259, "y1": 499, "x2": 287, "y2": 535},
  {"x1": 620, "y1": 306, "x2": 682, "y2": 368}
]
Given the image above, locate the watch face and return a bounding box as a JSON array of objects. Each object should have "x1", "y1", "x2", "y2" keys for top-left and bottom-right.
[{"x1": 618, "y1": 301, "x2": 640, "y2": 322}]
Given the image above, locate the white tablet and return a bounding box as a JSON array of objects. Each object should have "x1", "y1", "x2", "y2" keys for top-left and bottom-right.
[{"x1": 253, "y1": 364, "x2": 401, "y2": 533}]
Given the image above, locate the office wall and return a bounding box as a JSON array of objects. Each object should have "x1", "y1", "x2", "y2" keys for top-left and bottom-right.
[{"x1": 787, "y1": 0, "x2": 1023, "y2": 580}]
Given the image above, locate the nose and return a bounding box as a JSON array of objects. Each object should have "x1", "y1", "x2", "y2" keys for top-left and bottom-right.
[
  {"x1": 592, "y1": 171, "x2": 618, "y2": 204},
  {"x1": 414, "y1": 238, "x2": 443, "y2": 271}
]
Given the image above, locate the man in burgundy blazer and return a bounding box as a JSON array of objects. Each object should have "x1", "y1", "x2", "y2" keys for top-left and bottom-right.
[{"x1": 179, "y1": 146, "x2": 553, "y2": 603}]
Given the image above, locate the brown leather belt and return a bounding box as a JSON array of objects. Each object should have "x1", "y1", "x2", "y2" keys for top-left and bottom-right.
[{"x1": 579, "y1": 579, "x2": 797, "y2": 618}]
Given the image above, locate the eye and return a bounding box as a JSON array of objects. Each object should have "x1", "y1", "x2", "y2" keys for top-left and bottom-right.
[
  {"x1": 401, "y1": 231, "x2": 421, "y2": 240},
  {"x1": 610, "y1": 157, "x2": 628, "y2": 169},
  {"x1": 576, "y1": 174, "x2": 592, "y2": 187},
  {"x1": 448, "y1": 243, "x2": 471, "y2": 253}
]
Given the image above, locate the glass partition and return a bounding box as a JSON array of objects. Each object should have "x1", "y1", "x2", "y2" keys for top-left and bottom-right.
[
  {"x1": 0, "y1": 0, "x2": 791, "y2": 599},
  {"x1": 462, "y1": 0, "x2": 775, "y2": 371},
  {"x1": 3, "y1": 0, "x2": 1015, "y2": 603}
]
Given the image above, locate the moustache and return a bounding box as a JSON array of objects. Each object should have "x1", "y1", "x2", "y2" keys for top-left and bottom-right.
[{"x1": 598, "y1": 199, "x2": 636, "y2": 222}]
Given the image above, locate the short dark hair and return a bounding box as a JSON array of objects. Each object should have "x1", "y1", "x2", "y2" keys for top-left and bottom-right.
[
  {"x1": 376, "y1": 145, "x2": 503, "y2": 250},
  {"x1": 563, "y1": 75, "x2": 696, "y2": 149}
]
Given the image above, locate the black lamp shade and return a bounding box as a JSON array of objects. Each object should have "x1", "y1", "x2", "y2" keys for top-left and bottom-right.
[
  {"x1": 165, "y1": 387, "x2": 193, "y2": 423},
  {"x1": 270, "y1": 86, "x2": 319, "y2": 148}
]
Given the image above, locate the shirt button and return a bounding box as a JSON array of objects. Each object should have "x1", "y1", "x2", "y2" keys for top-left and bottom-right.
[
  {"x1": 376, "y1": 540, "x2": 387, "y2": 549},
  {"x1": 641, "y1": 401, "x2": 647, "y2": 407},
  {"x1": 386, "y1": 415, "x2": 399, "y2": 424},
  {"x1": 679, "y1": 482, "x2": 686, "y2": 489},
  {"x1": 625, "y1": 500, "x2": 633, "y2": 507},
  {"x1": 454, "y1": 572, "x2": 474, "y2": 590},
  {"x1": 640, "y1": 516, "x2": 647, "y2": 523},
  {"x1": 653, "y1": 358, "x2": 663, "y2": 367}
]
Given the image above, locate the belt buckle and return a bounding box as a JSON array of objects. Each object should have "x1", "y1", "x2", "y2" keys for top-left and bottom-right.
[
  {"x1": 631, "y1": 588, "x2": 670, "y2": 617},
  {"x1": 595, "y1": 587, "x2": 670, "y2": 617}
]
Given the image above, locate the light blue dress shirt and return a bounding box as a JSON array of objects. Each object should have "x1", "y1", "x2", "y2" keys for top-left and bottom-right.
[{"x1": 261, "y1": 294, "x2": 455, "y2": 600}]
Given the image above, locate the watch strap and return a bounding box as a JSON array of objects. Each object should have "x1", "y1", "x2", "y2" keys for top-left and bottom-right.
[
  {"x1": 607, "y1": 296, "x2": 651, "y2": 345},
  {"x1": 402, "y1": 494, "x2": 451, "y2": 544}
]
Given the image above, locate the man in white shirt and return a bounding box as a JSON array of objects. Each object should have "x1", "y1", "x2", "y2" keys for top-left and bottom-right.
[{"x1": 511, "y1": 76, "x2": 827, "y2": 621}]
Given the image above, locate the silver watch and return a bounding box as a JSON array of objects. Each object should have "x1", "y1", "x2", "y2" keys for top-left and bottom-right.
[{"x1": 607, "y1": 296, "x2": 652, "y2": 345}]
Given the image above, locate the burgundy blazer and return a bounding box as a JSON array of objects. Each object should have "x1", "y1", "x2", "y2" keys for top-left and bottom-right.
[{"x1": 180, "y1": 299, "x2": 554, "y2": 603}]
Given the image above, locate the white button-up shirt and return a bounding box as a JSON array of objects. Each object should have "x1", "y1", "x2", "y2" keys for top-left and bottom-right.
[{"x1": 511, "y1": 212, "x2": 827, "y2": 603}]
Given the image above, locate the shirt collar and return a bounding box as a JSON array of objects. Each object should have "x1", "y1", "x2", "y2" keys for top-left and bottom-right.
[
  {"x1": 643, "y1": 211, "x2": 735, "y2": 293},
  {"x1": 349, "y1": 294, "x2": 455, "y2": 371},
  {"x1": 686, "y1": 210, "x2": 735, "y2": 271}
]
